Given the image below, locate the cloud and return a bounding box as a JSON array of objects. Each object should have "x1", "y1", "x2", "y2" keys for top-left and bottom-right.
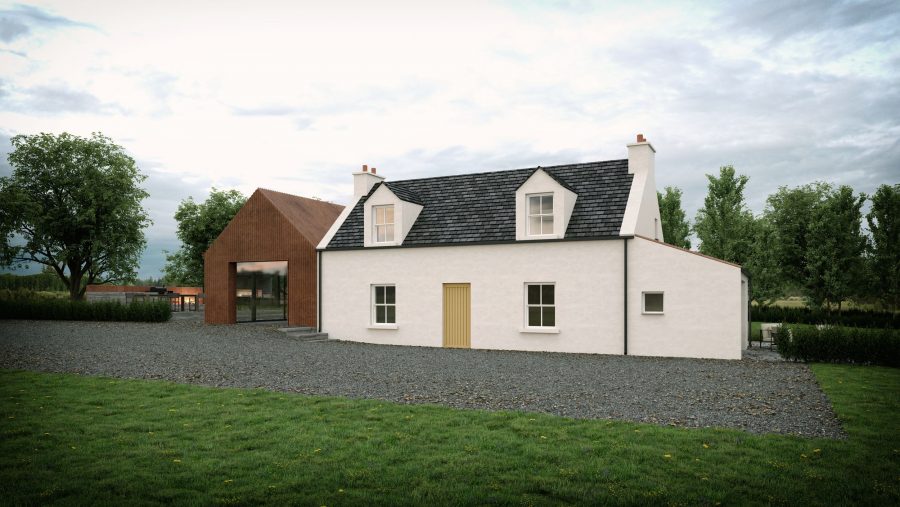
[
  {"x1": 724, "y1": 0, "x2": 900, "y2": 41},
  {"x1": 0, "y1": 84, "x2": 125, "y2": 114},
  {"x1": 0, "y1": 17, "x2": 28, "y2": 42},
  {"x1": 0, "y1": 4, "x2": 93, "y2": 43}
]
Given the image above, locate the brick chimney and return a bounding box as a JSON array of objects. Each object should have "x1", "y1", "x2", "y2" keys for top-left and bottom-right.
[{"x1": 353, "y1": 164, "x2": 384, "y2": 198}]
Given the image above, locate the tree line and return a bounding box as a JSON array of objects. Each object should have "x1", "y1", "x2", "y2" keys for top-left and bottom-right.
[{"x1": 658, "y1": 166, "x2": 899, "y2": 311}]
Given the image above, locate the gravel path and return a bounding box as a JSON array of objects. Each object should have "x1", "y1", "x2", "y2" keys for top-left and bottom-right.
[{"x1": 0, "y1": 319, "x2": 844, "y2": 438}]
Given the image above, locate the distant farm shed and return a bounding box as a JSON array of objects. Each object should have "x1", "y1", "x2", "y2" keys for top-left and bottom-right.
[{"x1": 203, "y1": 188, "x2": 343, "y2": 326}]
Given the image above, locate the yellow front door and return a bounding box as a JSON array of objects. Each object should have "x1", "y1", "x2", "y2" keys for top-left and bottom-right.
[{"x1": 442, "y1": 283, "x2": 471, "y2": 348}]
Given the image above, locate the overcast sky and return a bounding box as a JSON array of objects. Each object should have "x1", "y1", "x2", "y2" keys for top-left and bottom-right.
[{"x1": 1, "y1": 0, "x2": 898, "y2": 278}]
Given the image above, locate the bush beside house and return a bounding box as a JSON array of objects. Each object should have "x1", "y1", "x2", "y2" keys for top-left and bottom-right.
[
  {"x1": 753, "y1": 305, "x2": 898, "y2": 329},
  {"x1": 0, "y1": 298, "x2": 171, "y2": 323},
  {"x1": 778, "y1": 325, "x2": 899, "y2": 367}
]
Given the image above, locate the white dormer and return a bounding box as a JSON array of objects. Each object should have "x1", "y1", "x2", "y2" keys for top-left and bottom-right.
[
  {"x1": 515, "y1": 168, "x2": 578, "y2": 241},
  {"x1": 363, "y1": 183, "x2": 423, "y2": 247}
]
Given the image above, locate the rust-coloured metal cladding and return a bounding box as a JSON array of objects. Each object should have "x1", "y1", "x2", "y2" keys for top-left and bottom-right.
[{"x1": 203, "y1": 188, "x2": 343, "y2": 326}]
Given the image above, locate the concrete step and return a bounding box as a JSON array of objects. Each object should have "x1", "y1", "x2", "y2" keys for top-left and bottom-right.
[
  {"x1": 277, "y1": 327, "x2": 317, "y2": 333},
  {"x1": 283, "y1": 331, "x2": 330, "y2": 341}
]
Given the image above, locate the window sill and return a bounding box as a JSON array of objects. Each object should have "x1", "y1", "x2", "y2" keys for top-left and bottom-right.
[
  {"x1": 519, "y1": 327, "x2": 560, "y2": 334},
  {"x1": 368, "y1": 324, "x2": 398, "y2": 330},
  {"x1": 642, "y1": 312, "x2": 664, "y2": 315}
]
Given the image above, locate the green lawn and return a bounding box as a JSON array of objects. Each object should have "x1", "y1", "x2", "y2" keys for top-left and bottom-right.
[{"x1": 1, "y1": 366, "x2": 898, "y2": 505}]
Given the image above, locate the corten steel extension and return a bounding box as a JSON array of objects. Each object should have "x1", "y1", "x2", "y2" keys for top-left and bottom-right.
[{"x1": 203, "y1": 188, "x2": 343, "y2": 326}]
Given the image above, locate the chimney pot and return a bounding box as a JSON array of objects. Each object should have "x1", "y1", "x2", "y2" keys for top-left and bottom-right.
[
  {"x1": 371, "y1": 167, "x2": 377, "y2": 174},
  {"x1": 637, "y1": 134, "x2": 646, "y2": 143},
  {"x1": 362, "y1": 164, "x2": 368, "y2": 173}
]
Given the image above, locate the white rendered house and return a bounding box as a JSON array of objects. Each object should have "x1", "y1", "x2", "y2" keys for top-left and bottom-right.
[{"x1": 317, "y1": 136, "x2": 750, "y2": 360}]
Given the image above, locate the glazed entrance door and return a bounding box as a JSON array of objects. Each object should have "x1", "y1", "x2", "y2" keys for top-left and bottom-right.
[{"x1": 235, "y1": 261, "x2": 287, "y2": 322}]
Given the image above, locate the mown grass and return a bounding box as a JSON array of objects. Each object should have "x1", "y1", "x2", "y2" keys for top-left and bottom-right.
[{"x1": 1, "y1": 365, "x2": 897, "y2": 505}]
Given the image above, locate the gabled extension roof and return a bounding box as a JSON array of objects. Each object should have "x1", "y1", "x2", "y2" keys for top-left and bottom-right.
[
  {"x1": 325, "y1": 159, "x2": 633, "y2": 249},
  {"x1": 256, "y1": 188, "x2": 344, "y2": 243}
]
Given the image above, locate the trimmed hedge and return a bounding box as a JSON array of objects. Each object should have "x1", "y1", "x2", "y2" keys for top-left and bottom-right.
[
  {"x1": 753, "y1": 305, "x2": 898, "y2": 329},
  {"x1": 777, "y1": 325, "x2": 899, "y2": 367},
  {"x1": 0, "y1": 299, "x2": 171, "y2": 323}
]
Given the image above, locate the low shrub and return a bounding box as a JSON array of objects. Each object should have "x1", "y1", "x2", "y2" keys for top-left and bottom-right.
[
  {"x1": 0, "y1": 298, "x2": 171, "y2": 323},
  {"x1": 777, "y1": 325, "x2": 899, "y2": 367},
  {"x1": 753, "y1": 305, "x2": 898, "y2": 329}
]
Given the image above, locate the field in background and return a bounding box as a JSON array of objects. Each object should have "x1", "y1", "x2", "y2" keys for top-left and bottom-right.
[{"x1": 1, "y1": 365, "x2": 897, "y2": 505}]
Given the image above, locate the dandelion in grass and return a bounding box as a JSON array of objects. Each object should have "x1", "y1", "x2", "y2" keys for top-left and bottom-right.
[
  {"x1": 663, "y1": 454, "x2": 672, "y2": 459},
  {"x1": 224, "y1": 480, "x2": 232, "y2": 484},
  {"x1": 173, "y1": 459, "x2": 181, "y2": 463},
  {"x1": 703, "y1": 444, "x2": 710, "y2": 449},
  {"x1": 813, "y1": 449, "x2": 821, "y2": 453}
]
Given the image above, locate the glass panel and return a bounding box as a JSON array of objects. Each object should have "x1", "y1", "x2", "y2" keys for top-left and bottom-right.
[
  {"x1": 375, "y1": 286, "x2": 385, "y2": 304},
  {"x1": 236, "y1": 261, "x2": 288, "y2": 322},
  {"x1": 386, "y1": 305, "x2": 396, "y2": 323},
  {"x1": 384, "y1": 205, "x2": 394, "y2": 224},
  {"x1": 376, "y1": 305, "x2": 386, "y2": 323},
  {"x1": 528, "y1": 306, "x2": 542, "y2": 327},
  {"x1": 541, "y1": 195, "x2": 553, "y2": 214},
  {"x1": 542, "y1": 216, "x2": 554, "y2": 234},
  {"x1": 529, "y1": 216, "x2": 541, "y2": 235},
  {"x1": 385, "y1": 285, "x2": 395, "y2": 304},
  {"x1": 375, "y1": 206, "x2": 384, "y2": 225},
  {"x1": 376, "y1": 225, "x2": 386, "y2": 242},
  {"x1": 527, "y1": 284, "x2": 541, "y2": 304},
  {"x1": 385, "y1": 224, "x2": 394, "y2": 242},
  {"x1": 542, "y1": 306, "x2": 555, "y2": 327},
  {"x1": 645, "y1": 293, "x2": 664, "y2": 312},
  {"x1": 529, "y1": 196, "x2": 541, "y2": 214},
  {"x1": 542, "y1": 284, "x2": 554, "y2": 305}
]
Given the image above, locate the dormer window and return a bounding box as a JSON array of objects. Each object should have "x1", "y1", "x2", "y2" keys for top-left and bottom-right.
[
  {"x1": 527, "y1": 194, "x2": 554, "y2": 236},
  {"x1": 374, "y1": 204, "x2": 394, "y2": 243}
]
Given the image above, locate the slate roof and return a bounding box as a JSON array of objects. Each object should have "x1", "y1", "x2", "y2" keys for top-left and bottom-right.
[{"x1": 325, "y1": 159, "x2": 633, "y2": 249}]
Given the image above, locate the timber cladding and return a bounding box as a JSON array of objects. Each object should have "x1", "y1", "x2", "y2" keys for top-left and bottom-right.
[{"x1": 203, "y1": 188, "x2": 343, "y2": 326}]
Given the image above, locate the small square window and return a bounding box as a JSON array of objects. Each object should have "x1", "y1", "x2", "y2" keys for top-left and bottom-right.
[{"x1": 643, "y1": 292, "x2": 664, "y2": 314}]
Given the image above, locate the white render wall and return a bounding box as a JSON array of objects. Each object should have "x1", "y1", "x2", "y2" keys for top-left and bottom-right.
[
  {"x1": 322, "y1": 240, "x2": 627, "y2": 354},
  {"x1": 321, "y1": 237, "x2": 744, "y2": 359},
  {"x1": 627, "y1": 237, "x2": 744, "y2": 360}
]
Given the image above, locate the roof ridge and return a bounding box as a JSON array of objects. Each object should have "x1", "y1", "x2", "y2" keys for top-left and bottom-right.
[{"x1": 387, "y1": 158, "x2": 628, "y2": 185}]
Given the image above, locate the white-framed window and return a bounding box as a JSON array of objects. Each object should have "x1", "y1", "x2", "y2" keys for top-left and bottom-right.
[
  {"x1": 373, "y1": 205, "x2": 394, "y2": 243},
  {"x1": 527, "y1": 193, "x2": 554, "y2": 236},
  {"x1": 525, "y1": 283, "x2": 555, "y2": 327},
  {"x1": 372, "y1": 285, "x2": 396, "y2": 324},
  {"x1": 642, "y1": 291, "x2": 664, "y2": 314}
]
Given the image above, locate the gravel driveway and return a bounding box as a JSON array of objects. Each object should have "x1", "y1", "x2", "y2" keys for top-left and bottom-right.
[{"x1": 0, "y1": 319, "x2": 844, "y2": 438}]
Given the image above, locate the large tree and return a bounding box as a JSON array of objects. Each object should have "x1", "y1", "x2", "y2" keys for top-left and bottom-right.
[
  {"x1": 693, "y1": 165, "x2": 755, "y2": 265},
  {"x1": 866, "y1": 183, "x2": 900, "y2": 311},
  {"x1": 743, "y1": 217, "x2": 783, "y2": 305},
  {"x1": 804, "y1": 185, "x2": 867, "y2": 310},
  {"x1": 764, "y1": 183, "x2": 829, "y2": 291},
  {"x1": 163, "y1": 188, "x2": 246, "y2": 286},
  {"x1": 0, "y1": 132, "x2": 151, "y2": 300},
  {"x1": 657, "y1": 186, "x2": 691, "y2": 249}
]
